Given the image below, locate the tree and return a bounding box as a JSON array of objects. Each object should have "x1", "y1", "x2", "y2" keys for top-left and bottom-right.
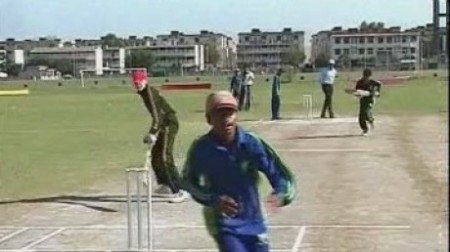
[
  {"x1": 313, "y1": 53, "x2": 329, "y2": 68},
  {"x1": 27, "y1": 57, "x2": 74, "y2": 75},
  {"x1": 125, "y1": 50, "x2": 157, "y2": 71},
  {"x1": 360, "y1": 21, "x2": 369, "y2": 30},
  {"x1": 101, "y1": 33, "x2": 124, "y2": 47},
  {"x1": 5, "y1": 64, "x2": 22, "y2": 77},
  {"x1": 52, "y1": 59, "x2": 73, "y2": 75},
  {"x1": 337, "y1": 54, "x2": 351, "y2": 69},
  {"x1": 205, "y1": 42, "x2": 220, "y2": 67},
  {"x1": 280, "y1": 46, "x2": 306, "y2": 69},
  {"x1": 376, "y1": 22, "x2": 385, "y2": 29}
]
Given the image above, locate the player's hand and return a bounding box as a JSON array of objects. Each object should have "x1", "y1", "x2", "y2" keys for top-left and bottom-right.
[
  {"x1": 344, "y1": 88, "x2": 354, "y2": 94},
  {"x1": 216, "y1": 195, "x2": 239, "y2": 218},
  {"x1": 374, "y1": 91, "x2": 380, "y2": 97},
  {"x1": 265, "y1": 193, "x2": 283, "y2": 214},
  {"x1": 143, "y1": 134, "x2": 157, "y2": 145}
]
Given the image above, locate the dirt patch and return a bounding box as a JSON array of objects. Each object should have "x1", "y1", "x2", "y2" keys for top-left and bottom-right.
[{"x1": 0, "y1": 115, "x2": 447, "y2": 251}]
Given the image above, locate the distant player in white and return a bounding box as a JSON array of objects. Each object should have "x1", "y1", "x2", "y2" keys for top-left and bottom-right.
[
  {"x1": 318, "y1": 59, "x2": 337, "y2": 118},
  {"x1": 239, "y1": 68, "x2": 255, "y2": 111}
]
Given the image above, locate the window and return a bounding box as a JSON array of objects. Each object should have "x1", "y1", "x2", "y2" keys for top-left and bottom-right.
[
  {"x1": 343, "y1": 48, "x2": 349, "y2": 54},
  {"x1": 245, "y1": 36, "x2": 249, "y2": 42},
  {"x1": 386, "y1": 37, "x2": 392, "y2": 43},
  {"x1": 335, "y1": 37, "x2": 341, "y2": 44},
  {"x1": 378, "y1": 37, "x2": 384, "y2": 43},
  {"x1": 359, "y1": 48, "x2": 365, "y2": 55},
  {"x1": 367, "y1": 48, "x2": 374, "y2": 54},
  {"x1": 195, "y1": 37, "x2": 200, "y2": 43},
  {"x1": 402, "y1": 36, "x2": 407, "y2": 43},
  {"x1": 344, "y1": 38, "x2": 349, "y2": 44},
  {"x1": 335, "y1": 49, "x2": 341, "y2": 55},
  {"x1": 359, "y1": 37, "x2": 365, "y2": 44},
  {"x1": 410, "y1": 36, "x2": 417, "y2": 42},
  {"x1": 276, "y1": 36, "x2": 281, "y2": 41},
  {"x1": 411, "y1": 47, "x2": 416, "y2": 54},
  {"x1": 368, "y1": 37, "x2": 374, "y2": 43}
]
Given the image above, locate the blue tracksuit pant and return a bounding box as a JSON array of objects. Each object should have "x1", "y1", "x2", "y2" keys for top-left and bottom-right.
[{"x1": 216, "y1": 232, "x2": 269, "y2": 252}]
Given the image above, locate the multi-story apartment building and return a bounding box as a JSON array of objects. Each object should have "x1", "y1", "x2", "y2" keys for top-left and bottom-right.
[
  {"x1": 156, "y1": 30, "x2": 235, "y2": 69},
  {"x1": 311, "y1": 26, "x2": 422, "y2": 70},
  {"x1": 74, "y1": 35, "x2": 156, "y2": 48},
  {"x1": 29, "y1": 46, "x2": 104, "y2": 75},
  {"x1": 310, "y1": 31, "x2": 332, "y2": 64},
  {"x1": 0, "y1": 49, "x2": 6, "y2": 71},
  {"x1": 103, "y1": 48, "x2": 126, "y2": 70},
  {"x1": 237, "y1": 28, "x2": 305, "y2": 71},
  {"x1": 405, "y1": 24, "x2": 447, "y2": 67},
  {"x1": 0, "y1": 37, "x2": 60, "y2": 69},
  {"x1": 127, "y1": 44, "x2": 205, "y2": 71},
  {"x1": 0, "y1": 37, "x2": 63, "y2": 51}
]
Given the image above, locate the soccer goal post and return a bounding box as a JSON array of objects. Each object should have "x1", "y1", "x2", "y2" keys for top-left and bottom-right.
[{"x1": 79, "y1": 67, "x2": 147, "y2": 88}]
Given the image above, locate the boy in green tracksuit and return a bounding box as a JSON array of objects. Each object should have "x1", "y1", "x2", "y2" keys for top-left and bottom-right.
[
  {"x1": 131, "y1": 70, "x2": 189, "y2": 203},
  {"x1": 352, "y1": 69, "x2": 382, "y2": 136}
]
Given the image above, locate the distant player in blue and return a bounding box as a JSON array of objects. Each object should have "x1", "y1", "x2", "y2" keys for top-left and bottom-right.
[
  {"x1": 182, "y1": 91, "x2": 296, "y2": 252},
  {"x1": 271, "y1": 68, "x2": 283, "y2": 120}
]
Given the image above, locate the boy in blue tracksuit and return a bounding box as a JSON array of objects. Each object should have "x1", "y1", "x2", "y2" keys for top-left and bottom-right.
[
  {"x1": 271, "y1": 69, "x2": 283, "y2": 120},
  {"x1": 182, "y1": 91, "x2": 296, "y2": 252}
]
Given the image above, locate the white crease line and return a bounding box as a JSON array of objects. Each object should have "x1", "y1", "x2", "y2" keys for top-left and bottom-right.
[
  {"x1": 0, "y1": 224, "x2": 411, "y2": 230},
  {"x1": 0, "y1": 249, "x2": 295, "y2": 252},
  {"x1": 21, "y1": 228, "x2": 64, "y2": 249},
  {"x1": 0, "y1": 225, "x2": 299, "y2": 230},
  {"x1": 308, "y1": 225, "x2": 411, "y2": 229},
  {"x1": 278, "y1": 149, "x2": 372, "y2": 152},
  {"x1": 0, "y1": 228, "x2": 29, "y2": 243},
  {"x1": 291, "y1": 226, "x2": 307, "y2": 252}
]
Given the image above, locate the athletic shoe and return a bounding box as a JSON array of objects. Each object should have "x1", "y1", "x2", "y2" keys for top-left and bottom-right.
[
  {"x1": 361, "y1": 131, "x2": 369, "y2": 136},
  {"x1": 153, "y1": 185, "x2": 174, "y2": 197},
  {"x1": 169, "y1": 190, "x2": 190, "y2": 203}
]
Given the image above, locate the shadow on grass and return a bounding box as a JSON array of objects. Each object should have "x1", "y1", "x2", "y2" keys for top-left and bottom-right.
[
  {"x1": 285, "y1": 133, "x2": 362, "y2": 140},
  {"x1": 0, "y1": 195, "x2": 164, "y2": 213}
]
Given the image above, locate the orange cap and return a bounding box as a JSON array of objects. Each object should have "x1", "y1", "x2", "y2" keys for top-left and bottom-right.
[{"x1": 205, "y1": 91, "x2": 238, "y2": 115}]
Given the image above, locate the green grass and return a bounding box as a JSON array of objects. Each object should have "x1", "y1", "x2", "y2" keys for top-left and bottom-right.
[{"x1": 0, "y1": 73, "x2": 447, "y2": 200}]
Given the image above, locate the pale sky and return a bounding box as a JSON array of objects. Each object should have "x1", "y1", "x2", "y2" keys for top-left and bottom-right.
[{"x1": 0, "y1": 0, "x2": 437, "y2": 45}]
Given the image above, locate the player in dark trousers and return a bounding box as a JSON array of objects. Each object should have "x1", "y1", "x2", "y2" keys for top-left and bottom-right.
[
  {"x1": 182, "y1": 91, "x2": 296, "y2": 252},
  {"x1": 351, "y1": 68, "x2": 382, "y2": 136},
  {"x1": 271, "y1": 68, "x2": 283, "y2": 120},
  {"x1": 318, "y1": 59, "x2": 337, "y2": 118},
  {"x1": 131, "y1": 70, "x2": 189, "y2": 203},
  {"x1": 238, "y1": 68, "x2": 254, "y2": 111},
  {"x1": 229, "y1": 69, "x2": 241, "y2": 100}
]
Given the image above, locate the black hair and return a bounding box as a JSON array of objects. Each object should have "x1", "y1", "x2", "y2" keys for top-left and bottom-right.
[{"x1": 363, "y1": 68, "x2": 372, "y2": 77}]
